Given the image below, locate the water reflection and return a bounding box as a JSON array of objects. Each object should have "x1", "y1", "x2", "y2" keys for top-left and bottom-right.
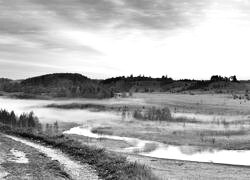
[
  {"x1": 65, "y1": 126, "x2": 250, "y2": 166},
  {"x1": 142, "y1": 145, "x2": 250, "y2": 166},
  {"x1": 64, "y1": 126, "x2": 154, "y2": 153}
]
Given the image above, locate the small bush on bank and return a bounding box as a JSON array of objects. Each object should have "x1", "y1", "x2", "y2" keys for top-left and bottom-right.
[{"x1": 133, "y1": 107, "x2": 172, "y2": 121}]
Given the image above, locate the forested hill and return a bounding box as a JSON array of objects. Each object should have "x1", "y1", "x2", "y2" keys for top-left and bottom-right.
[
  {"x1": 101, "y1": 75, "x2": 174, "y2": 92},
  {"x1": 0, "y1": 73, "x2": 248, "y2": 99},
  {"x1": 100, "y1": 75, "x2": 244, "y2": 93},
  {"x1": 0, "y1": 73, "x2": 112, "y2": 98}
]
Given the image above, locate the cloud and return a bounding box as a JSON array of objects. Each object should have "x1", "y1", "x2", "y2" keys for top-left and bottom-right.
[
  {"x1": 1, "y1": 0, "x2": 250, "y2": 79},
  {"x1": 0, "y1": 0, "x2": 104, "y2": 55},
  {"x1": 0, "y1": 0, "x2": 211, "y2": 52},
  {"x1": 32, "y1": 0, "x2": 210, "y2": 30}
]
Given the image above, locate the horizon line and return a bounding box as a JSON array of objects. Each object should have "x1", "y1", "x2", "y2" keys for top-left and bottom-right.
[{"x1": 1, "y1": 72, "x2": 248, "y2": 81}]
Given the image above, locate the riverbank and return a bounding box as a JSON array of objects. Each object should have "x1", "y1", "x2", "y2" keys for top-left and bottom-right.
[
  {"x1": 44, "y1": 92, "x2": 250, "y2": 150},
  {"x1": 126, "y1": 153, "x2": 250, "y2": 180},
  {"x1": 0, "y1": 126, "x2": 157, "y2": 180},
  {"x1": 65, "y1": 132, "x2": 250, "y2": 180},
  {"x1": 90, "y1": 120, "x2": 250, "y2": 151}
]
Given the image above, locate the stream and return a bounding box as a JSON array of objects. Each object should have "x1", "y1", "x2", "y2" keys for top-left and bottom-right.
[{"x1": 64, "y1": 126, "x2": 250, "y2": 166}]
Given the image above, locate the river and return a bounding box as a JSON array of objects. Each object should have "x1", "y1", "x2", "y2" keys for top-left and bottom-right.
[{"x1": 1, "y1": 96, "x2": 250, "y2": 166}]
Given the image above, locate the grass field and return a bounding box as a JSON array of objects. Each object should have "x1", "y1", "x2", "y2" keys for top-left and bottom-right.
[
  {"x1": 134, "y1": 93, "x2": 250, "y2": 115},
  {"x1": 52, "y1": 93, "x2": 250, "y2": 150},
  {"x1": 2, "y1": 92, "x2": 250, "y2": 179},
  {"x1": 58, "y1": 92, "x2": 250, "y2": 179}
]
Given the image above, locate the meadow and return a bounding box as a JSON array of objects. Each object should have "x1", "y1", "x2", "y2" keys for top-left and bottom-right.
[
  {"x1": 48, "y1": 92, "x2": 250, "y2": 150},
  {"x1": 2, "y1": 92, "x2": 250, "y2": 179},
  {"x1": 56, "y1": 92, "x2": 250, "y2": 179}
]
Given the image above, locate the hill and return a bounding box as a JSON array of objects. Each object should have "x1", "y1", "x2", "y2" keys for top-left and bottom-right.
[
  {"x1": 101, "y1": 75, "x2": 174, "y2": 93},
  {"x1": 0, "y1": 78, "x2": 12, "y2": 90},
  {"x1": 100, "y1": 75, "x2": 249, "y2": 94},
  {"x1": 1, "y1": 73, "x2": 112, "y2": 98},
  {"x1": 1, "y1": 73, "x2": 250, "y2": 99}
]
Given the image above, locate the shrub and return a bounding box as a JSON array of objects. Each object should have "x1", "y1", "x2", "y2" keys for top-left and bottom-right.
[{"x1": 133, "y1": 107, "x2": 172, "y2": 121}]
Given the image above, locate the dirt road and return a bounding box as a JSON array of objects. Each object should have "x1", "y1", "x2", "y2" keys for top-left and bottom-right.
[{"x1": 0, "y1": 134, "x2": 99, "y2": 180}]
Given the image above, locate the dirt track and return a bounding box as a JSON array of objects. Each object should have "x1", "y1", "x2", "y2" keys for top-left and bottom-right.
[
  {"x1": 0, "y1": 134, "x2": 99, "y2": 180},
  {"x1": 0, "y1": 133, "x2": 69, "y2": 179}
]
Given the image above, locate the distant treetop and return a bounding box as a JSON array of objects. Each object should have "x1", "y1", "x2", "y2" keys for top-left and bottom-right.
[{"x1": 210, "y1": 75, "x2": 238, "y2": 82}]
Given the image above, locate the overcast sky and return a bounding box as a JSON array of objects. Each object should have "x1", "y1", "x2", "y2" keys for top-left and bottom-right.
[{"x1": 1, "y1": 0, "x2": 250, "y2": 80}]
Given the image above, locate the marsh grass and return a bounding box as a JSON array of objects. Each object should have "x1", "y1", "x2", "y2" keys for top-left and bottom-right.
[
  {"x1": 143, "y1": 143, "x2": 158, "y2": 153},
  {"x1": 198, "y1": 129, "x2": 247, "y2": 137},
  {"x1": 91, "y1": 127, "x2": 113, "y2": 136},
  {"x1": 133, "y1": 107, "x2": 202, "y2": 124},
  {"x1": 133, "y1": 107, "x2": 172, "y2": 121},
  {"x1": 47, "y1": 103, "x2": 107, "y2": 111}
]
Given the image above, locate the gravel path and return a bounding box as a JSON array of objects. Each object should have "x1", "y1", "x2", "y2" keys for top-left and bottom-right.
[
  {"x1": 5, "y1": 135, "x2": 100, "y2": 180},
  {"x1": 0, "y1": 166, "x2": 8, "y2": 179},
  {"x1": 0, "y1": 141, "x2": 9, "y2": 179},
  {"x1": 0, "y1": 134, "x2": 68, "y2": 180}
]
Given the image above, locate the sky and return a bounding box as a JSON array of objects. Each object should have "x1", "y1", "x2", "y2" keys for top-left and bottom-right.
[{"x1": 1, "y1": 0, "x2": 250, "y2": 80}]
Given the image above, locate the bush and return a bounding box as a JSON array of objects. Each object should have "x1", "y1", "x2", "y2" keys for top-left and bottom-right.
[{"x1": 133, "y1": 107, "x2": 172, "y2": 121}]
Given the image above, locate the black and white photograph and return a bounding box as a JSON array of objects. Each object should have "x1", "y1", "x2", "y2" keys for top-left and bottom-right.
[{"x1": 1, "y1": 0, "x2": 250, "y2": 179}]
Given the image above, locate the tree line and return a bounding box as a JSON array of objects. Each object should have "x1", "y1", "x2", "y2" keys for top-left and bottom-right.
[
  {"x1": 0, "y1": 109, "x2": 59, "y2": 135},
  {"x1": 0, "y1": 109, "x2": 41, "y2": 130},
  {"x1": 210, "y1": 75, "x2": 238, "y2": 82},
  {"x1": 101, "y1": 75, "x2": 173, "y2": 84}
]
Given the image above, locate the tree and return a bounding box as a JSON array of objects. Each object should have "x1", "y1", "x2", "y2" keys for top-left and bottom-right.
[
  {"x1": 53, "y1": 121, "x2": 59, "y2": 134},
  {"x1": 210, "y1": 75, "x2": 224, "y2": 82},
  {"x1": 19, "y1": 113, "x2": 27, "y2": 128},
  {"x1": 45, "y1": 123, "x2": 52, "y2": 135},
  {"x1": 10, "y1": 111, "x2": 17, "y2": 128},
  {"x1": 230, "y1": 75, "x2": 238, "y2": 82},
  {"x1": 28, "y1": 111, "x2": 36, "y2": 128}
]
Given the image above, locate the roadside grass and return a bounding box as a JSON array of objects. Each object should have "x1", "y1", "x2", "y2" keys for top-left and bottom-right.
[
  {"x1": 0, "y1": 126, "x2": 158, "y2": 180},
  {"x1": 46, "y1": 160, "x2": 71, "y2": 179}
]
